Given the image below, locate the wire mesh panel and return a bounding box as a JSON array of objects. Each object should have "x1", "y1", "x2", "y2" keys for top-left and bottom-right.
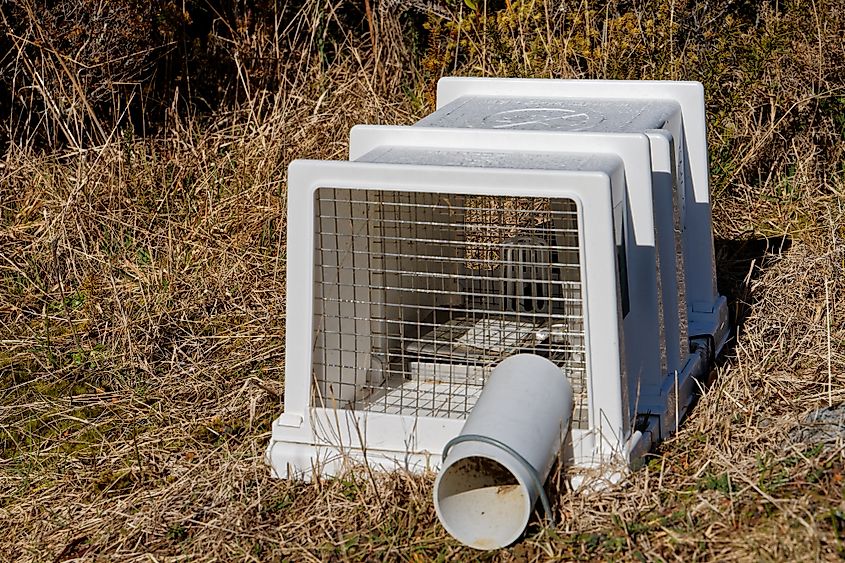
[{"x1": 313, "y1": 188, "x2": 589, "y2": 428}]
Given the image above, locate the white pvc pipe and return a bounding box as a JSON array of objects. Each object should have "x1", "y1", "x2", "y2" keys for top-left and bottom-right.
[{"x1": 433, "y1": 354, "x2": 574, "y2": 550}]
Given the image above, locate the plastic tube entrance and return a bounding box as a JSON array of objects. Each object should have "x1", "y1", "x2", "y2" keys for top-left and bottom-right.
[{"x1": 433, "y1": 354, "x2": 574, "y2": 549}]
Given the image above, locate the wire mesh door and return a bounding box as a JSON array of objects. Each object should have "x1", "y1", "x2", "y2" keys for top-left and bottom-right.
[{"x1": 313, "y1": 188, "x2": 589, "y2": 427}]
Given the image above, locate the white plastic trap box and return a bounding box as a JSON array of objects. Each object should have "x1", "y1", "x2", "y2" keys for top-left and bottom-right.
[{"x1": 266, "y1": 79, "x2": 729, "y2": 484}]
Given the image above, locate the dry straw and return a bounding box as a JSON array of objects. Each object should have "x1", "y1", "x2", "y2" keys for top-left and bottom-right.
[{"x1": 2, "y1": 0, "x2": 844, "y2": 560}]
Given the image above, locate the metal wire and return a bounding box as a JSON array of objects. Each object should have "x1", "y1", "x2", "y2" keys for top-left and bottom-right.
[{"x1": 312, "y1": 188, "x2": 588, "y2": 426}]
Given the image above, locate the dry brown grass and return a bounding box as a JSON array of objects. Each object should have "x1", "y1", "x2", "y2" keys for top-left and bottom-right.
[{"x1": 2, "y1": 1, "x2": 845, "y2": 561}]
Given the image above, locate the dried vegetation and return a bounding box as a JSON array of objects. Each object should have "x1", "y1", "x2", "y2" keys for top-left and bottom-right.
[{"x1": 1, "y1": 0, "x2": 844, "y2": 560}]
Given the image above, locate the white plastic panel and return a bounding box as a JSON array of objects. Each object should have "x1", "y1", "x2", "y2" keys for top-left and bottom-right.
[
  {"x1": 418, "y1": 96, "x2": 679, "y2": 134},
  {"x1": 272, "y1": 159, "x2": 627, "y2": 477},
  {"x1": 645, "y1": 130, "x2": 689, "y2": 375},
  {"x1": 432, "y1": 77, "x2": 718, "y2": 314}
]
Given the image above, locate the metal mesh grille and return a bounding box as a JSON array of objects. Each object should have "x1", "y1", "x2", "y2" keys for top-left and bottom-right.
[{"x1": 312, "y1": 188, "x2": 588, "y2": 428}]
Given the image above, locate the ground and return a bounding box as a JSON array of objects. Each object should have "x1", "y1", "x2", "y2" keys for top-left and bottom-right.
[{"x1": 1, "y1": 1, "x2": 844, "y2": 561}]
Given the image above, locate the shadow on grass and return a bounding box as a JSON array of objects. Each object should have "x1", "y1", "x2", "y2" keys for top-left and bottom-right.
[{"x1": 714, "y1": 234, "x2": 792, "y2": 353}]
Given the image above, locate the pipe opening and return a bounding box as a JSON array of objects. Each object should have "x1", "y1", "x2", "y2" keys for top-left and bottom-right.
[{"x1": 435, "y1": 455, "x2": 531, "y2": 550}]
